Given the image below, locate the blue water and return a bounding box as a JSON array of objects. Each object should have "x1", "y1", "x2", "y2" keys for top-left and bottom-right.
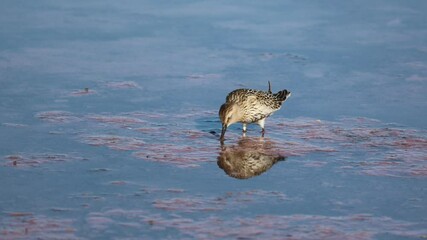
[{"x1": 1, "y1": 1, "x2": 427, "y2": 239}]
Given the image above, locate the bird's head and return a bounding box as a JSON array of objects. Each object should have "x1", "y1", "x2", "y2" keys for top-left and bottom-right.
[{"x1": 219, "y1": 102, "x2": 241, "y2": 141}]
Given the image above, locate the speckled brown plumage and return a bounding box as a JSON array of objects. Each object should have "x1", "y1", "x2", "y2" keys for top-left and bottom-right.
[
  {"x1": 224, "y1": 89, "x2": 289, "y2": 123},
  {"x1": 219, "y1": 83, "x2": 291, "y2": 140}
]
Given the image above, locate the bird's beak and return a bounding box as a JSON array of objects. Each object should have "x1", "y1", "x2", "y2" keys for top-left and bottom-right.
[{"x1": 220, "y1": 125, "x2": 227, "y2": 141}]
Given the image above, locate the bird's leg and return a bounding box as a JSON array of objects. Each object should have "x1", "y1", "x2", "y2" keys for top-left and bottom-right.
[
  {"x1": 242, "y1": 123, "x2": 247, "y2": 133},
  {"x1": 257, "y1": 118, "x2": 266, "y2": 137}
]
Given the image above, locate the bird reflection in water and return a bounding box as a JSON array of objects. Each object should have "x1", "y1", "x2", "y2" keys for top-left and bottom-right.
[{"x1": 217, "y1": 137, "x2": 286, "y2": 179}]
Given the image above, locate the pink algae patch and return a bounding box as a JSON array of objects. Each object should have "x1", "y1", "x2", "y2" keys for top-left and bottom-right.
[
  {"x1": 81, "y1": 135, "x2": 145, "y2": 151},
  {"x1": 153, "y1": 198, "x2": 223, "y2": 212},
  {"x1": 6, "y1": 212, "x2": 33, "y2": 217},
  {"x1": 139, "y1": 186, "x2": 186, "y2": 194},
  {"x1": 3, "y1": 153, "x2": 84, "y2": 168},
  {"x1": 127, "y1": 111, "x2": 167, "y2": 119},
  {"x1": 86, "y1": 209, "x2": 427, "y2": 240},
  {"x1": 2, "y1": 123, "x2": 28, "y2": 128},
  {"x1": 153, "y1": 190, "x2": 287, "y2": 213},
  {"x1": 271, "y1": 117, "x2": 427, "y2": 177},
  {"x1": 174, "y1": 110, "x2": 217, "y2": 119},
  {"x1": 86, "y1": 216, "x2": 115, "y2": 231},
  {"x1": 69, "y1": 88, "x2": 96, "y2": 96},
  {"x1": 389, "y1": 137, "x2": 427, "y2": 150},
  {"x1": 48, "y1": 109, "x2": 426, "y2": 176},
  {"x1": 0, "y1": 214, "x2": 78, "y2": 240},
  {"x1": 35, "y1": 111, "x2": 80, "y2": 123},
  {"x1": 106, "y1": 81, "x2": 141, "y2": 89},
  {"x1": 186, "y1": 73, "x2": 221, "y2": 84},
  {"x1": 186, "y1": 73, "x2": 221, "y2": 79},
  {"x1": 218, "y1": 136, "x2": 335, "y2": 178},
  {"x1": 109, "y1": 181, "x2": 128, "y2": 185},
  {"x1": 86, "y1": 115, "x2": 145, "y2": 126},
  {"x1": 134, "y1": 142, "x2": 216, "y2": 168},
  {"x1": 278, "y1": 141, "x2": 335, "y2": 156}
]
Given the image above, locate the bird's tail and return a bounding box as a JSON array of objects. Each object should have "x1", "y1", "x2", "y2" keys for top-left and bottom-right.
[{"x1": 274, "y1": 89, "x2": 291, "y2": 102}]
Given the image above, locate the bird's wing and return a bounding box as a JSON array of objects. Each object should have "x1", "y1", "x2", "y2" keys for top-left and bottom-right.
[
  {"x1": 243, "y1": 95, "x2": 276, "y2": 122},
  {"x1": 252, "y1": 95, "x2": 276, "y2": 113}
]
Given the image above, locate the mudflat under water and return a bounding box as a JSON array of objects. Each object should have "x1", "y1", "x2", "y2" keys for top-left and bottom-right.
[{"x1": 1, "y1": 1, "x2": 427, "y2": 239}]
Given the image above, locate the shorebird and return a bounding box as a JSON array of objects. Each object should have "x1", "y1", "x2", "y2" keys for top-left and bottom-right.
[{"x1": 219, "y1": 81, "x2": 291, "y2": 141}]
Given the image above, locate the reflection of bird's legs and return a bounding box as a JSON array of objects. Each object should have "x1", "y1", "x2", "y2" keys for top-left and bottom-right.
[
  {"x1": 242, "y1": 123, "x2": 247, "y2": 137},
  {"x1": 220, "y1": 140, "x2": 225, "y2": 149},
  {"x1": 257, "y1": 118, "x2": 266, "y2": 137}
]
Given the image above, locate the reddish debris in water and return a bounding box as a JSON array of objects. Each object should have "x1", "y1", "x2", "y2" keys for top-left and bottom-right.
[
  {"x1": 2, "y1": 123, "x2": 29, "y2": 128},
  {"x1": 166, "y1": 188, "x2": 185, "y2": 193},
  {"x1": 185, "y1": 73, "x2": 222, "y2": 86},
  {"x1": 139, "y1": 186, "x2": 186, "y2": 195},
  {"x1": 127, "y1": 111, "x2": 167, "y2": 119},
  {"x1": 7, "y1": 212, "x2": 33, "y2": 217},
  {"x1": 43, "y1": 109, "x2": 426, "y2": 177},
  {"x1": 86, "y1": 210, "x2": 427, "y2": 239},
  {"x1": 304, "y1": 161, "x2": 328, "y2": 168},
  {"x1": 389, "y1": 137, "x2": 427, "y2": 150},
  {"x1": 86, "y1": 216, "x2": 115, "y2": 231},
  {"x1": 3, "y1": 153, "x2": 84, "y2": 168},
  {"x1": 87, "y1": 115, "x2": 145, "y2": 126},
  {"x1": 69, "y1": 88, "x2": 96, "y2": 96},
  {"x1": 136, "y1": 127, "x2": 168, "y2": 134},
  {"x1": 0, "y1": 214, "x2": 78, "y2": 240},
  {"x1": 153, "y1": 190, "x2": 287, "y2": 212},
  {"x1": 270, "y1": 117, "x2": 427, "y2": 177},
  {"x1": 109, "y1": 181, "x2": 128, "y2": 185},
  {"x1": 187, "y1": 73, "x2": 221, "y2": 79},
  {"x1": 81, "y1": 135, "x2": 145, "y2": 151},
  {"x1": 153, "y1": 198, "x2": 223, "y2": 212},
  {"x1": 133, "y1": 143, "x2": 216, "y2": 168},
  {"x1": 106, "y1": 81, "x2": 141, "y2": 89},
  {"x1": 35, "y1": 111, "x2": 80, "y2": 123}
]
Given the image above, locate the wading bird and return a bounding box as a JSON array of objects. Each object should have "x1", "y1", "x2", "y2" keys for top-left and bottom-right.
[{"x1": 219, "y1": 81, "x2": 291, "y2": 141}]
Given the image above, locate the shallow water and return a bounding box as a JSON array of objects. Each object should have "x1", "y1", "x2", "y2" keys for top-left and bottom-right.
[{"x1": 1, "y1": 1, "x2": 427, "y2": 239}]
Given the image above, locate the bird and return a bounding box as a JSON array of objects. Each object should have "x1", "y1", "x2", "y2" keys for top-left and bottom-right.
[{"x1": 219, "y1": 81, "x2": 291, "y2": 141}]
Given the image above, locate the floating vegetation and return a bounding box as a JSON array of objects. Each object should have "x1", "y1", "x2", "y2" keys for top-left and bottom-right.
[
  {"x1": 86, "y1": 115, "x2": 145, "y2": 126},
  {"x1": 0, "y1": 214, "x2": 78, "y2": 240},
  {"x1": 81, "y1": 135, "x2": 145, "y2": 151},
  {"x1": 85, "y1": 210, "x2": 426, "y2": 239},
  {"x1": 69, "y1": 88, "x2": 96, "y2": 97},
  {"x1": 270, "y1": 117, "x2": 427, "y2": 177},
  {"x1": 35, "y1": 111, "x2": 81, "y2": 123},
  {"x1": 30, "y1": 108, "x2": 427, "y2": 177},
  {"x1": 152, "y1": 190, "x2": 287, "y2": 212},
  {"x1": 1, "y1": 123, "x2": 29, "y2": 128},
  {"x1": 3, "y1": 153, "x2": 85, "y2": 168},
  {"x1": 106, "y1": 81, "x2": 141, "y2": 89}
]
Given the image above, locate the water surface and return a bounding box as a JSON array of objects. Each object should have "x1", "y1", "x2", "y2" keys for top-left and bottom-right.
[{"x1": 1, "y1": 1, "x2": 427, "y2": 239}]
